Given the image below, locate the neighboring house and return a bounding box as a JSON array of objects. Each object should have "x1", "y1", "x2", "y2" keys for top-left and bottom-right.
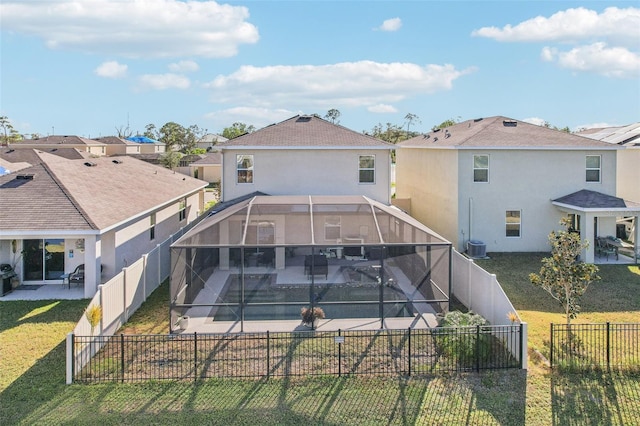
[
  {"x1": 96, "y1": 136, "x2": 144, "y2": 156},
  {"x1": 395, "y1": 116, "x2": 640, "y2": 263},
  {"x1": 0, "y1": 150, "x2": 208, "y2": 298},
  {"x1": 9, "y1": 135, "x2": 108, "y2": 156},
  {"x1": 189, "y1": 151, "x2": 222, "y2": 184},
  {"x1": 219, "y1": 115, "x2": 395, "y2": 204},
  {"x1": 197, "y1": 133, "x2": 228, "y2": 151}
]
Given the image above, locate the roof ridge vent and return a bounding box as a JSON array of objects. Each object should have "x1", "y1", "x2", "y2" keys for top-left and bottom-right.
[
  {"x1": 84, "y1": 161, "x2": 97, "y2": 167},
  {"x1": 474, "y1": 118, "x2": 483, "y2": 122},
  {"x1": 112, "y1": 159, "x2": 123, "y2": 164},
  {"x1": 503, "y1": 120, "x2": 517, "y2": 127},
  {"x1": 16, "y1": 173, "x2": 34, "y2": 180}
]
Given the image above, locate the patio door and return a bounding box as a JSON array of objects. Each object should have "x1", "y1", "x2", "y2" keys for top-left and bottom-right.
[{"x1": 22, "y1": 239, "x2": 65, "y2": 282}]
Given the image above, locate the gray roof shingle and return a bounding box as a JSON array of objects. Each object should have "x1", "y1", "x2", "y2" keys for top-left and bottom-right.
[
  {"x1": 220, "y1": 115, "x2": 393, "y2": 148},
  {"x1": 553, "y1": 189, "x2": 640, "y2": 209},
  {"x1": 399, "y1": 116, "x2": 618, "y2": 149},
  {"x1": 0, "y1": 151, "x2": 208, "y2": 232}
]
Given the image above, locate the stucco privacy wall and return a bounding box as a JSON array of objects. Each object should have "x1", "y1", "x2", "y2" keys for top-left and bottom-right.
[
  {"x1": 395, "y1": 147, "x2": 459, "y2": 248},
  {"x1": 456, "y1": 149, "x2": 616, "y2": 253},
  {"x1": 222, "y1": 149, "x2": 391, "y2": 202}
]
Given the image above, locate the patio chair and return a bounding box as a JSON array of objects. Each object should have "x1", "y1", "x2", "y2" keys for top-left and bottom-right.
[
  {"x1": 597, "y1": 239, "x2": 617, "y2": 261},
  {"x1": 258, "y1": 248, "x2": 275, "y2": 268},
  {"x1": 68, "y1": 264, "x2": 85, "y2": 288}
]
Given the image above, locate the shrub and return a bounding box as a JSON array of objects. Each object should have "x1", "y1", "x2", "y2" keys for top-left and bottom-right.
[{"x1": 435, "y1": 311, "x2": 491, "y2": 368}]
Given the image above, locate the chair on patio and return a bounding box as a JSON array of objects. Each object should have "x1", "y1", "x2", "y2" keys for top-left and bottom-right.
[
  {"x1": 66, "y1": 264, "x2": 84, "y2": 289},
  {"x1": 597, "y1": 238, "x2": 617, "y2": 261}
]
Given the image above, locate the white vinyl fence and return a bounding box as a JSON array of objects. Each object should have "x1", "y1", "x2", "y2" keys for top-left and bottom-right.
[
  {"x1": 66, "y1": 218, "x2": 203, "y2": 384},
  {"x1": 451, "y1": 250, "x2": 528, "y2": 369}
]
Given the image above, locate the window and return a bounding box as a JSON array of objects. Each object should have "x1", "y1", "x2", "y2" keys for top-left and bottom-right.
[
  {"x1": 178, "y1": 198, "x2": 186, "y2": 221},
  {"x1": 150, "y1": 213, "x2": 156, "y2": 240},
  {"x1": 506, "y1": 210, "x2": 521, "y2": 237},
  {"x1": 586, "y1": 155, "x2": 601, "y2": 182},
  {"x1": 473, "y1": 155, "x2": 489, "y2": 182},
  {"x1": 237, "y1": 155, "x2": 254, "y2": 183},
  {"x1": 359, "y1": 155, "x2": 375, "y2": 184}
]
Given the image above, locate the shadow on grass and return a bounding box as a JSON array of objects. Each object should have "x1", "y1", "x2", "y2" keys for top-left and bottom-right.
[
  {"x1": 551, "y1": 371, "x2": 640, "y2": 425},
  {"x1": 0, "y1": 299, "x2": 86, "y2": 334}
]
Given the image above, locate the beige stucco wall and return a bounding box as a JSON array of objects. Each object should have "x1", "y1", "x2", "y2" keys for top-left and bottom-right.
[
  {"x1": 222, "y1": 149, "x2": 392, "y2": 203},
  {"x1": 192, "y1": 165, "x2": 221, "y2": 183},
  {"x1": 139, "y1": 144, "x2": 165, "y2": 154},
  {"x1": 395, "y1": 147, "x2": 459, "y2": 246},
  {"x1": 456, "y1": 149, "x2": 617, "y2": 253},
  {"x1": 617, "y1": 147, "x2": 640, "y2": 203}
]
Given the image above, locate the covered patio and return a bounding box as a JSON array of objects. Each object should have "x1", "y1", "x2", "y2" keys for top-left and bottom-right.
[
  {"x1": 553, "y1": 190, "x2": 640, "y2": 264},
  {"x1": 170, "y1": 195, "x2": 452, "y2": 333}
]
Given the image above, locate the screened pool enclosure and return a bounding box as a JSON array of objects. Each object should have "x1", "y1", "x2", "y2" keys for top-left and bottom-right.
[{"x1": 170, "y1": 195, "x2": 452, "y2": 332}]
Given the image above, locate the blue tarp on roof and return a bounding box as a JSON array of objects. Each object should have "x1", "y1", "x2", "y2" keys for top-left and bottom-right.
[
  {"x1": 126, "y1": 136, "x2": 160, "y2": 144},
  {"x1": 0, "y1": 166, "x2": 9, "y2": 175}
]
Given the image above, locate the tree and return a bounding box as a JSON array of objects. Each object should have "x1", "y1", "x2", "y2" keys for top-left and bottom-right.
[
  {"x1": 158, "y1": 122, "x2": 187, "y2": 150},
  {"x1": 143, "y1": 123, "x2": 159, "y2": 140},
  {"x1": 404, "y1": 113, "x2": 421, "y2": 133},
  {"x1": 324, "y1": 109, "x2": 341, "y2": 124},
  {"x1": 160, "y1": 150, "x2": 183, "y2": 170},
  {"x1": 115, "y1": 124, "x2": 133, "y2": 138},
  {"x1": 432, "y1": 117, "x2": 461, "y2": 131},
  {"x1": 0, "y1": 116, "x2": 21, "y2": 146},
  {"x1": 529, "y1": 218, "x2": 600, "y2": 325},
  {"x1": 182, "y1": 124, "x2": 207, "y2": 153},
  {"x1": 222, "y1": 122, "x2": 255, "y2": 139},
  {"x1": 543, "y1": 121, "x2": 571, "y2": 133}
]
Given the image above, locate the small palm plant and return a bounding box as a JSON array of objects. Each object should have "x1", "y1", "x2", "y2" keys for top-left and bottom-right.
[{"x1": 85, "y1": 304, "x2": 102, "y2": 335}]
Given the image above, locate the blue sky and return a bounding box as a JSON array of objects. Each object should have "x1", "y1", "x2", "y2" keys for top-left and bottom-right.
[{"x1": 1, "y1": 1, "x2": 639, "y2": 138}]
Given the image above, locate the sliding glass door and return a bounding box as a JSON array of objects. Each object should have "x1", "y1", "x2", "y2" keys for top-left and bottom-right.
[{"x1": 22, "y1": 239, "x2": 65, "y2": 282}]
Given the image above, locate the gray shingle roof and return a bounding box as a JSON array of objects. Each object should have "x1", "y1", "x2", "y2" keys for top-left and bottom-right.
[
  {"x1": 399, "y1": 116, "x2": 617, "y2": 149},
  {"x1": 0, "y1": 151, "x2": 208, "y2": 232},
  {"x1": 553, "y1": 189, "x2": 640, "y2": 210},
  {"x1": 220, "y1": 115, "x2": 393, "y2": 148},
  {"x1": 13, "y1": 135, "x2": 106, "y2": 147},
  {"x1": 190, "y1": 152, "x2": 222, "y2": 165}
]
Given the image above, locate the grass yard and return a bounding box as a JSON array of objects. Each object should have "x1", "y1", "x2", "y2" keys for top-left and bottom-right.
[{"x1": 1, "y1": 253, "x2": 639, "y2": 425}]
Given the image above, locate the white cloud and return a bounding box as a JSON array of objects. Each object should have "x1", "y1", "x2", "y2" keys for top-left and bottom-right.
[
  {"x1": 368, "y1": 104, "x2": 398, "y2": 113},
  {"x1": 204, "y1": 107, "x2": 295, "y2": 129},
  {"x1": 168, "y1": 60, "x2": 199, "y2": 73},
  {"x1": 472, "y1": 7, "x2": 640, "y2": 46},
  {"x1": 204, "y1": 61, "x2": 475, "y2": 108},
  {"x1": 0, "y1": 0, "x2": 259, "y2": 58},
  {"x1": 94, "y1": 61, "x2": 128, "y2": 79},
  {"x1": 376, "y1": 17, "x2": 402, "y2": 32},
  {"x1": 138, "y1": 73, "x2": 190, "y2": 90},
  {"x1": 522, "y1": 117, "x2": 547, "y2": 127},
  {"x1": 542, "y1": 42, "x2": 640, "y2": 78}
]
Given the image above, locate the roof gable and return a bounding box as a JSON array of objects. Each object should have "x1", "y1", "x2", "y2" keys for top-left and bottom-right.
[{"x1": 220, "y1": 115, "x2": 393, "y2": 149}]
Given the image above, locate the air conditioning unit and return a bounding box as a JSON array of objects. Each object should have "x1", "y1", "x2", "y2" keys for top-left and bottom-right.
[{"x1": 467, "y1": 240, "x2": 486, "y2": 258}]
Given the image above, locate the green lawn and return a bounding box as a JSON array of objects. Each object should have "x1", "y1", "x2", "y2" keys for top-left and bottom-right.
[{"x1": 1, "y1": 254, "x2": 639, "y2": 425}]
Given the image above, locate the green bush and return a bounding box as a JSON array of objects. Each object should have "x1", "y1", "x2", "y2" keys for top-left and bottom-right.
[{"x1": 435, "y1": 311, "x2": 491, "y2": 368}]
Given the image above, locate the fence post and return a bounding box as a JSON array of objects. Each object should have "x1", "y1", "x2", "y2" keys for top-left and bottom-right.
[
  {"x1": 476, "y1": 325, "x2": 480, "y2": 372},
  {"x1": 120, "y1": 333, "x2": 125, "y2": 383},
  {"x1": 66, "y1": 333, "x2": 74, "y2": 384},
  {"x1": 606, "y1": 322, "x2": 610, "y2": 371},
  {"x1": 194, "y1": 332, "x2": 198, "y2": 382},
  {"x1": 407, "y1": 328, "x2": 412, "y2": 377},
  {"x1": 550, "y1": 323, "x2": 554, "y2": 369},
  {"x1": 338, "y1": 329, "x2": 342, "y2": 378},
  {"x1": 267, "y1": 331, "x2": 270, "y2": 380}
]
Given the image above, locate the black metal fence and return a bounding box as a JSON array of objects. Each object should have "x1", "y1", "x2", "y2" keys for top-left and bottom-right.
[
  {"x1": 550, "y1": 323, "x2": 640, "y2": 371},
  {"x1": 71, "y1": 325, "x2": 523, "y2": 383}
]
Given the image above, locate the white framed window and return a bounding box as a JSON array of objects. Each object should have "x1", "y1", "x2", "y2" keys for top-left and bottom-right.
[
  {"x1": 506, "y1": 210, "x2": 521, "y2": 237},
  {"x1": 237, "y1": 154, "x2": 254, "y2": 183},
  {"x1": 358, "y1": 155, "x2": 375, "y2": 184},
  {"x1": 586, "y1": 155, "x2": 601, "y2": 183},
  {"x1": 178, "y1": 198, "x2": 186, "y2": 221},
  {"x1": 473, "y1": 154, "x2": 489, "y2": 182},
  {"x1": 324, "y1": 216, "x2": 341, "y2": 240}
]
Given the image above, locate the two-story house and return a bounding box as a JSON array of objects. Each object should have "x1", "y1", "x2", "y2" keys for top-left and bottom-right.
[
  {"x1": 219, "y1": 115, "x2": 394, "y2": 203},
  {"x1": 395, "y1": 116, "x2": 640, "y2": 263}
]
